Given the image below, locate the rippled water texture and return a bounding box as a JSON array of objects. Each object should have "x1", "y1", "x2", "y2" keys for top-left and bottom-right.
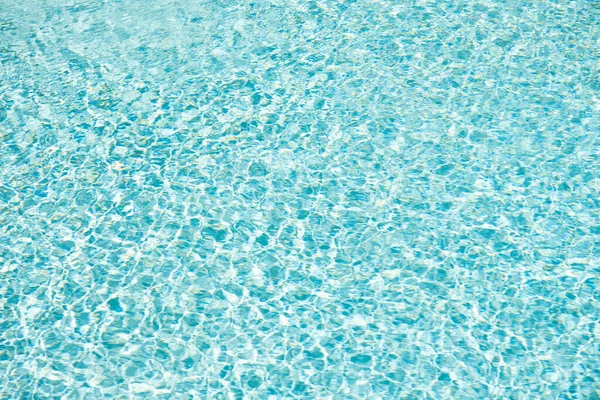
[{"x1": 1, "y1": 0, "x2": 600, "y2": 398}]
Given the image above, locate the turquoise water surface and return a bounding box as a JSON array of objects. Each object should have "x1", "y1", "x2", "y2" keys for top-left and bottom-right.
[{"x1": 1, "y1": 0, "x2": 600, "y2": 398}]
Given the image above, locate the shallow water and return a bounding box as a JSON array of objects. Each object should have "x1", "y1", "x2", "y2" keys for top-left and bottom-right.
[{"x1": 1, "y1": 0, "x2": 600, "y2": 398}]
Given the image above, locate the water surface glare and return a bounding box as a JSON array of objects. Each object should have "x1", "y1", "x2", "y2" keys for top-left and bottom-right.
[{"x1": 1, "y1": 0, "x2": 600, "y2": 398}]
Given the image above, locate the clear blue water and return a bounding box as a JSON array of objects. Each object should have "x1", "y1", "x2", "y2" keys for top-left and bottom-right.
[{"x1": 1, "y1": 0, "x2": 600, "y2": 398}]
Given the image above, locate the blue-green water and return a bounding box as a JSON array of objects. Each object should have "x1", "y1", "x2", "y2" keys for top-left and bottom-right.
[{"x1": 1, "y1": 0, "x2": 600, "y2": 398}]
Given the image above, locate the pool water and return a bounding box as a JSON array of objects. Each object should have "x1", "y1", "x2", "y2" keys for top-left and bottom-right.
[{"x1": 1, "y1": 0, "x2": 600, "y2": 398}]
